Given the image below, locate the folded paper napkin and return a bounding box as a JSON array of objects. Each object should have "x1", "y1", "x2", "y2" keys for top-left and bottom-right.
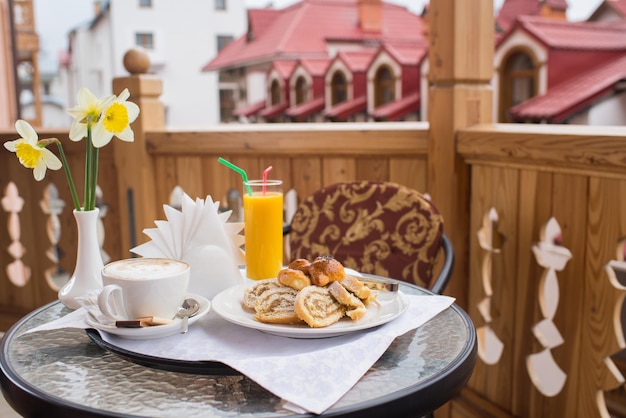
[
  {"x1": 22, "y1": 292, "x2": 454, "y2": 415},
  {"x1": 131, "y1": 193, "x2": 245, "y2": 299}
]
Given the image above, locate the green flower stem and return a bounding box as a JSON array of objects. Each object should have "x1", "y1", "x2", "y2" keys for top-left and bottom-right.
[
  {"x1": 55, "y1": 142, "x2": 81, "y2": 212},
  {"x1": 90, "y1": 144, "x2": 99, "y2": 211},
  {"x1": 84, "y1": 124, "x2": 96, "y2": 211}
]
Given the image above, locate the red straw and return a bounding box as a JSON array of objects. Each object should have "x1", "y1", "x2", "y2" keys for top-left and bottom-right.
[{"x1": 262, "y1": 166, "x2": 273, "y2": 195}]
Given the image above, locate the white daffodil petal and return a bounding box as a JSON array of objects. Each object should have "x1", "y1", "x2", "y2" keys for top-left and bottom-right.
[
  {"x1": 3, "y1": 139, "x2": 19, "y2": 151},
  {"x1": 15, "y1": 120, "x2": 38, "y2": 143},
  {"x1": 76, "y1": 87, "x2": 99, "y2": 108},
  {"x1": 91, "y1": 123, "x2": 114, "y2": 148},
  {"x1": 117, "y1": 88, "x2": 130, "y2": 102},
  {"x1": 116, "y1": 127, "x2": 135, "y2": 142},
  {"x1": 33, "y1": 162, "x2": 46, "y2": 181},
  {"x1": 42, "y1": 148, "x2": 62, "y2": 170},
  {"x1": 125, "y1": 102, "x2": 140, "y2": 123},
  {"x1": 69, "y1": 121, "x2": 87, "y2": 142}
]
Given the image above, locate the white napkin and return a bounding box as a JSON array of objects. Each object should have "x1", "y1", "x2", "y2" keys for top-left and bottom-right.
[
  {"x1": 131, "y1": 194, "x2": 245, "y2": 298},
  {"x1": 21, "y1": 293, "x2": 454, "y2": 415}
]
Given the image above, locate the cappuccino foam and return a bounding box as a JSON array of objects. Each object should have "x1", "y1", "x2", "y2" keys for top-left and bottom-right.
[{"x1": 103, "y1": 258, "x2": 188, "y2": 280}]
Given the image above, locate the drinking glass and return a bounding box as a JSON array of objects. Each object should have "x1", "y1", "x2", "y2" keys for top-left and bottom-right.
[{"x1": 243, "y1": 179, "x2": 283, "y2": 280}]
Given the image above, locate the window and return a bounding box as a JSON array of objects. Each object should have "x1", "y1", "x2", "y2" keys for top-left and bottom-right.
[
  {"x1": 270, "y1": 80, "x2": 281, "y2": 105},
  {"x1": 331, "y1": 71, "x2": 347, "y2": 105},
  {"x1": 139, "y1": 0, "x2": 152, "y2": 7},
  {"x1": 499, "y1": 50, "x2": 538, "y2": 122},
  {"x1": 219, "y1": 89, "x2": 235, "y2": 122},
  {"x1": 295, "y1": 76, "x2": 307, "y2": 105},
  {"x1": 374, "y1": 65, "x2": 394, "y2": 107},
  {"x1": 135, "y1": 32, "x2": 154, "y2": 49},
  {"x1": 217, "y1": 35, "x2": 234, "y2": 52},
  {"x1": 215, "y1": 0, "x2": 226, "y2": 10}
]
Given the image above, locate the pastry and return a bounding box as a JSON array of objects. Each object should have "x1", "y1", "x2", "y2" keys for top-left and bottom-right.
[
  {"x1": 308, "y1": 256, "x2": 346, "y2": 286},
  {"x1": 328, "y1": 281, "x2": 367, "y2": 320},
  {"x1": 288, "y1": 258, "x2": 311, "y2": 275},
  {"x1": 294, "y1": 285, "x2": 346, "y2": 327},
  {"x1": 340, "y1": 275, "x2": 374, "y2": 303},
  {"x1": 278, "y1": 268, "x2": 312, "y2": 290},
  {"x1": 253, "y1": 286, "x2": 302, "y2": 324},
  {"x1": 242, "y1": 278, "x2": 286, "y2": 310}
]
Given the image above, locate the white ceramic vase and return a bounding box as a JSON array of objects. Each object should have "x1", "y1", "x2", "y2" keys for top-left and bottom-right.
[{"x1": 58, "y1": 208, "x2": 104, "y2": 309}]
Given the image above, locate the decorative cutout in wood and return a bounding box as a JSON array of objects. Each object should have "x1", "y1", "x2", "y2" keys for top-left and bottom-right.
[
  {"x1": 599, "y1": 239, "x2": 626, "y2": 415},
  {"x1": 1, "y1": 182, "x2": 31, "y2": 287},
  {"x1": 40, "y1": 183, "x2": 70, "y2": 291},
  {"x1": 527, "y1": 217, "x2": 571, "y2": 397},
  {"x1": 476, "y1": 207, "x2": 505, "y2": 365}
]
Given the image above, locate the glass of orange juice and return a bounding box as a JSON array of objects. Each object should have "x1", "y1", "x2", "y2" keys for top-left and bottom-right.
[{"x1": 243, "y1": 179, "x2": 283, "y2": 280}]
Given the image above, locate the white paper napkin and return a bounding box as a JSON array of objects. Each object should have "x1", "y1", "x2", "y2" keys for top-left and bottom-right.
[
  {"x1": 21, "y1": 293, "x2": 454, "y2": 415},
  {"x1": 131, "y1": 194, "x2": 246, "y2": 299}
]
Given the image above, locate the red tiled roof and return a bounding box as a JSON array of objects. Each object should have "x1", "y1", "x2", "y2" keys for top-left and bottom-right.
[
  {"x1": 203, "y1": 0, "x2": 425, "y2": 71},
  {"x1": 286, "y1": 97, "x2": 326, "y2": 119},
  {"x1": 510, "y1": 55, "x2": 626, "y2": 122},
  {"x1": 259, "y1": 102, "x2": 289, "y2": 119},
  {"x1": 510, "y1": 16, "x2": 626, "y2": 51},
  {"x1": 324, "y1": 96, "x2": 367, "y2": 120},
  {"x1": 370, "y1": 92, "x2": 420, "y2": 121},
  {"x1": 610, "y1": 0, "x2": 626, "y2": 17},
  {"x1": 248, "y1": 9, "x2": 282, "y2": 40},
  {"x1": 591, "y1": 0, "x2": 626, "y2": 19},
  {"x1": 337, "y1": 50, "x2": 377, "y2": 72},
  {"x1": 233, "y1": 100, "x2": 266, "y2": 117},
  {"x1": 383, "y1": 42, "x2": 428, "y2": 65},
  {"x1": 497, "y1": 0, "x2": 541, "y2": 32},
  {"x1": 271, "y1": 60, "x2": 298, "y2": 78},
  {"x1": 300, "y1": 58, "x2": 331, "y2": 76}
]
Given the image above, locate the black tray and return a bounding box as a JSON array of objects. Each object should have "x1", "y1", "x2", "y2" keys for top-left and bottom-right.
[{"x1": 85, "y1": 328, "x2": 239, "y2": 375}]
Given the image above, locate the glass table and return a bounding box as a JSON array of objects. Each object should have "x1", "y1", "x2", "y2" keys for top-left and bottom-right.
[{"x1": 0, "y1": 281, "x2": 476, "y2": 417}]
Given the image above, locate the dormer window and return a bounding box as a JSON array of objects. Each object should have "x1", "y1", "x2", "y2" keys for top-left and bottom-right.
[
  {"x1": 499, "y1": 50, "x2": 538, "y2": 122},
  {"x1": 295, "y1": 76, "x2": 307, "y2": 105},
  {"x1": 374, "y1": 65, "x2": 394, "y2": 107},
  {"x1": 270, "y1": 80, "x2": 281, "y2": 105},
  {"x1": 331, "y1": 71, "x2": 347, "y2": 105}
]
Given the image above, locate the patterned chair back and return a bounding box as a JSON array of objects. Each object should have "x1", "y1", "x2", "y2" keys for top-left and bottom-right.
[{"x1": 288, "y1": 181, "x2": 444, "y2": 288}]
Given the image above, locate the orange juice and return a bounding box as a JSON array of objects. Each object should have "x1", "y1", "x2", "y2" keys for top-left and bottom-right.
[{"x1": 243, "y1": 183, "x2": 283, "y2": 280}]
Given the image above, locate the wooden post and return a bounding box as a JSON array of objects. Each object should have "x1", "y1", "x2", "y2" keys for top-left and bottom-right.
[
  {"x1": 111, "y1": 49, "x2": 164, "y2": 255},
  {"x1": 427, "y1": 0, "x2": 494, "y2": 306}
]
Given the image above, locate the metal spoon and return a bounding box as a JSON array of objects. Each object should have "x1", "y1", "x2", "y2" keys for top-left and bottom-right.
[{"x1": 176, "y1": 298, "x2": 200, "y2": 334}]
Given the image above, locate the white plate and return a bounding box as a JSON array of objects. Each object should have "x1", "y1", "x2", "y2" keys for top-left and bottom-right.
[
  {"x1": 86, "y1": 294, "x2": 211, "y2": 340},
  {"x1": 211, "y1": 284, "x2": 409, "y2": 338}
]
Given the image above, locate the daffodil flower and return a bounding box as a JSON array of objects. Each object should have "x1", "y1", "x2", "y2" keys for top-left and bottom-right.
[
  {"x1": 67, "y1": 87, "x2": 115, "y2": 142},
  {"x1": 92, "y1": 88, "x2": 140, "y2": 148},
  {"x1": 5, "y1": 87, "x2": 139, "y2": 212},
  {"x1": 3, "y1": 120, "x2": 62, "y2": 181}
]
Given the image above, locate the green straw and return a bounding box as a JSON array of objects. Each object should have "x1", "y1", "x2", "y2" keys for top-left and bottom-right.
[{"x1": 218, "y1": 157, "x2": 252, "y2": 196}]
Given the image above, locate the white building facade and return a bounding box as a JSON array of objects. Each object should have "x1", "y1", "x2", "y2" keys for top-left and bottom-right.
[{"x1": 62, "y1": 0, "x2": 246, "y2": 127}]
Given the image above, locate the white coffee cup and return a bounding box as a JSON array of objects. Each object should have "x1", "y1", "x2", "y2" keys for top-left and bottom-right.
[{"x1": 98, "y1": 258, "x2": 190, "y2": 321}]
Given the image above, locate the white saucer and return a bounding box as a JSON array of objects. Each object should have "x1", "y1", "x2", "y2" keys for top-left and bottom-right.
[{"x1": 86, "y1": 294, "x2": 211, "y2": 340}]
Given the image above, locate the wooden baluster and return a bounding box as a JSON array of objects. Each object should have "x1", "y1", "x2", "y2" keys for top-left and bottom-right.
[
  {"x1": 1, "y1": 182, "x2": 30, "y2": 287},
  {"x1": 40, "y1": 183, "x2": 69, "y2": 291}
]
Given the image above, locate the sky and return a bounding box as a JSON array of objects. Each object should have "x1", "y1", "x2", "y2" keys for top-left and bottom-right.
[{"x1": 34, "y1": 0, "x2": 604, "y2": 74}]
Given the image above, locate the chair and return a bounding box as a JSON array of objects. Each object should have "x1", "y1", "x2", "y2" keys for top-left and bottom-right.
[{"x1": 283, "y1": 181, "x2": 454, "y2": 294}]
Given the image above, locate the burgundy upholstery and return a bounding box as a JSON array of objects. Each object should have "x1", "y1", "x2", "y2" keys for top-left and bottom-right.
[{"x1": 288, "y1": 181, "x2": 444, "y2": 288}]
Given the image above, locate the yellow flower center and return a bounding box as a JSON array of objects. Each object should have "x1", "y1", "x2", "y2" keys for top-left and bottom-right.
[
  {"x1": 15, "y1": 142, "x2": 42, "y2": 168},
  {"x1": 103, "y1": 103, "x2": 129, "y2": 133}
]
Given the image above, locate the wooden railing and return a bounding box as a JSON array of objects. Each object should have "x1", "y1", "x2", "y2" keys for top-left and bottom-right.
[
  {"x1": 458, "y1": 123, "x2": 626, "y2": 418},
  {"x1": 2, "y1": 119, "x2": 625, "y2": 418}
]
